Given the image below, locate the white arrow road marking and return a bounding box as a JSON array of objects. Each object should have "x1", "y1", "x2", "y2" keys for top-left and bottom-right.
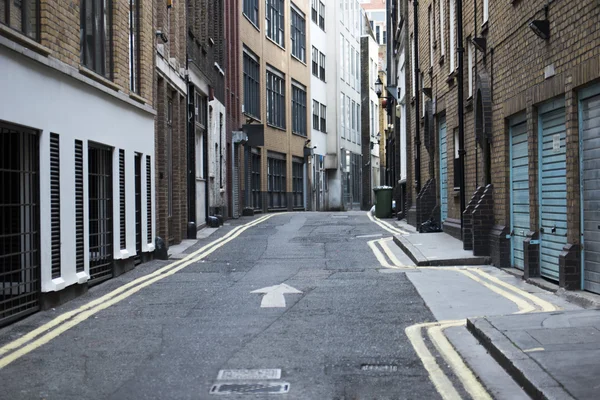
[{"x1": 251, "y1": 284, "x2": 302, "y2": 308}]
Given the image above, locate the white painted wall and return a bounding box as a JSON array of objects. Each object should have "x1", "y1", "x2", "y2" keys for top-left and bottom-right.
[
  {"x1": 207, "y1": 99, "x2": 227, "y2": 213},
  {"x1": 0, "y1": 47, "x2": 155, "y2": 293}
]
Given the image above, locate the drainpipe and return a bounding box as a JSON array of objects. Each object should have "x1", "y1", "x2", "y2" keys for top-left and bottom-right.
[
  {"x1": 457, "y1": 0, "x2": 466, "y2": 230},
  {"x1": 413, "y1": 0, "x2": 421, "y2": 194}
]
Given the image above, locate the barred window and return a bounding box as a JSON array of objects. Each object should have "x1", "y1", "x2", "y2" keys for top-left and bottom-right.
[
  {"x1": 243, "y1": 49, "x2": 260, "y2": 119},
  {"x1": 292, "y1": 82, "x2": 307, "y2": 136},
  {"x1": 267, "y1": 155, "x2": 287, "y2": 209},
  {"x1": 243, "y1": 0, "x2": 259, "y2": 26},
  {"x1": 266, "y1": 67, "x2": 285, "y2": 129},
  {"x1": 292, "y1": 161, "x2": 304, "y2": 208},
  {"x1": 0, "y1": 0, "x2": 38, "y2": 41},
  {"x1": 266, "y1": 0, "x2": 284, "y2": 47},
  {"x1": 291, "y1": 6, "x2": 305, "y2": 62}
]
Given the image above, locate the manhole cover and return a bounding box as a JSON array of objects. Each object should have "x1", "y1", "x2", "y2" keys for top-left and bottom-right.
[
  {"x1": 210, "y1": 382, "x2": 290, "y2": 395},
  {"x1": 217, "y1": 369, "x2": 281, "y2": 380},
  {"x1": 360, "y1": 364, "x2": 398, "y2": 372}
]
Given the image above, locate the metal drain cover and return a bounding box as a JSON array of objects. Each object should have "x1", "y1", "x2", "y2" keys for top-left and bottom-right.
[
  {"x1": 210, "y1": 382, "x2": 290, "y2": 395},
  {"x1": 360, "y1": 364, "x2": 398, "y2": 372}
]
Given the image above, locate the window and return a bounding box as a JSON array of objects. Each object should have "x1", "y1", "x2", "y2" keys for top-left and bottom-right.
[
  {"x1": 357, "y1": 104, "x2": 360, "y2": 145},
  {"x1": 355, "y1": 49, "x2": 360, "y2": 89},
  {"x1": 411, "y1": 35, "x2": 416, "y2": 97},
  {"x1": 311, "y1": 0, "x2": 317, "y2": 23},
  {"x1": 319, "y1": 52, "x2": 326, "y2": 81},
  {"x1": 421, "y1": 72, "x2": 425, "y2": 117},
  {"x1": 340, "y1": 34, "x2": 345, "y2": 81},
  {"x1": 351, "y1": 100, "x2": 356, "y2": 143},
  {"x1": 350, "y1": 47, "x2": 355, "y2": 83},
  {"x1": 483, "y1": 0, "x2": 488, "y2": 25},
  {"x1": 320, "y1": 104, "x2": 326, "y2": 132},
  {"x1": 81, "y1": 0, "x2": 113, "y2": 79},
  {"x1": 429, "y1": 5, "x2": 433, "y2": 68},
  {"x1": 266, "y1": 0, "x2": 284, "y2": 47},
  {"x1": 370, "y1": 101, "x2": 374, "y2": 138},
  {"x1": 439, "y1": 0, "x2": 445, "y2": 57},
  {"x1": 0, "y1": 0, "x2": 38, "y2": 40},
  {"x1": 318, "y1": 1, "x2": 325, "y2": 30},
  {"x1": 340, "y1": 93, "x2": 345, "y2": 138},
  {"x1": 453, "y1": 128, "x2": 461, "y2": 189},
  {"x1": 346, "y1": 39, "x2": 350, "y2": 82},
  {"x1": 243, "y1": 0, "x2": 259, "y2": 26},
  {"x1": 291, "y1": 6, "x2": 306, "y2": 62},
  {"x1": 376, "y1": 25, "x2": 380, "y2": 44},
  {"x1": 292, "y1": 160, "x2": 304, "y2": 208},
  {"x1": 243, "y1": 49, "x2": 260, "y2": 119},
  {"x1": 195, "y1": 91, "x2": 208, "y2": 128},
  {"x1": 266, "y1": 67, "x2": 286, "y2": 129},
  {"x1": 383, "y1": 30, "x2": 387, "y2": 45},
  {"x1": 292, "y1": 82, "x2": 307, "y2": 136},
  {"x1": 267, "y1": 155, "x2": 287, "y2": 209},
  {"x1": 312, "y1": 47, "x2": 319, "y2": 76},
  {"x1": 313, "y1": 100, "x2": 320, "y2": 130},
  {"x1": 129, "y1": 0, "x2": 140, "y2": 93},
  {"x1": 449, "y1": 0, "x2": 456, "y2": 72},
  {"x1": 468, "y1": 38, "x2": 473, "y2": 98},
  {"x1": 346, "y1": 95, "x2": 351, "y2": 139}
]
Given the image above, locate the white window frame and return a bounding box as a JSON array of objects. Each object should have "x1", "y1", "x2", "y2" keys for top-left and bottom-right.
[
  {"x1": 468, "y1": 38, "x2": 473, "y2": 98},
  {"x1": 483, "y1": 0, "x2": 489, "y2": 25},
  {"x1": 429, "y1": 5, "x2": 434, "y2": 68},
  {"x1": 439, "y1": 0, "x2": 445, "y2": 57},
  {"x1": 449, "y1": 0, "x2": 455, "y2": 72}
]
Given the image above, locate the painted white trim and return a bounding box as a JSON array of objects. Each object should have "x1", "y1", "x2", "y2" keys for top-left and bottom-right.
[{"x1": 156, "y1": 53, "x2": 188, "y2": 94}]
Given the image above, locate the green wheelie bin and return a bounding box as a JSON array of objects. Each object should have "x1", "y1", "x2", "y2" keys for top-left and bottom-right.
[{"x1": 373, "y1": 186, "x2": 393, "y2": 218}]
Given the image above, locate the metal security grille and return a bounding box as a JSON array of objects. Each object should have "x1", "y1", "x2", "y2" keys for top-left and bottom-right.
[
  {"x1": 251, "y1": 151, "x2": 262, "y2": 210},
  {"x1": 75, "y1": 140, "x2": 84, "y2": 272},
  {"x1": 119, "y1": 149, "x2": 126, "y2": 249},
  {"x1": 292, "y1": 161, "x2": 303, "y2": 208},
  {"x1": 146, "y1": 155, "x2": 152, "y2": 244},
  {"x1": 88, "y1": 145, "x2": 113, "y2": 284},
  {"x1": 351, "y1": 153, "x2": 362, "y2": 209},
  {"x1": 134, "y1": 154, "x2": 142, "y2": 265},
  {"x1": 50, "y1": 133, "x2": 61, "y2": 279},
  {"x1": 267, "y1": 156, "x2": 286, "y2": 209},
  {"x1": 0, "y1": 124, "x2": 40, "y2": 327}
]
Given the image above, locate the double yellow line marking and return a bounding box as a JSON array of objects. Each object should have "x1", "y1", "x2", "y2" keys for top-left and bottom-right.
[
  {"x1": 403, "y1": 268, "x2": 559, "y2": 399},
  {"x1": 367, "y1": 237, "x2": 415, "y2": 269},
  {"x1": 0, "y1": 214, "x2": 276, "y2": 369},
  {"x1": 367, "y1": 212, "x2": 409, "y2": 236}
]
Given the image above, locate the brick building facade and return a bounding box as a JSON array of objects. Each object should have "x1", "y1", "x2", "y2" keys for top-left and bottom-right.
[
  {"x1": 0, "y1": 0, "x2": 156, "y2": 324},
  {"x1": 240, "y1": 0, "x2": 310, "y2": 213},
  {"x1": 399, "y1": 0, "x2": 600, "y2": 293},
  {"x1": 155, "y1": 0, "x2": 188, "y2": 246}
]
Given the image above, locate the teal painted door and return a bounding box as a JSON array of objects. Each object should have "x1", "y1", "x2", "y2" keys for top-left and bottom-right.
[
  {"x1": 581, "y1": 86, "x2": 600, "y2": 294},
  {"x1": 439, "y1": 117, "x2": 448, "y2": 222},
  {"x1": 539, "y1": 99, "x2": 567, "y2": 282},
  {"x1": 510, "y1": 115, "x2": 529, "y2": 270}
]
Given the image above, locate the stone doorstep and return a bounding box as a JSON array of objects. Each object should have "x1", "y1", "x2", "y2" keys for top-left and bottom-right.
[
  {"x1": 466, "y1": 317, "x2": 575, "y2": 400},
  {"x1": 502, "y1": 268, "x2": 600, "y2": 310},
  {"x1": 392, "y1": 234, "x2": 491, "y2": 266}
]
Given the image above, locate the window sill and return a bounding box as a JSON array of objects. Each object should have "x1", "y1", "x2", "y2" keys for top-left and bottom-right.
[
  {"x1": 453, "y1": 189, "x2": 461, "y2": 197},
  {"x1": 465, "y1": 96, "x2": 473, "y2": 110},
  {"x1": 243, "y1": 14, "x2": 260, "y2": 32},
  {"x1": 243, "y1": 112, "x2": 262, "y2": 123},
  {"x1": 265, "y1": 35, "x2": 286, "y2": 51},
  {"x1": 267, "y1": 123, "x2": 287, "y2": 132},
  {"x1": 129, "y1": 92, "x2": 146, "y2": 104},
  {"x1": 481, "y1": 21, "x2": 489, "y2": 34},
  {"x1": 292, "y1": 131, "x2": 307, "y2": 138},
  {"x1": 291, "y1": 54, "x2": 306, "y2": 65},
  {"x1": 446, "y1": 70, "x2": 457, "y2": 85},
  {"x1": 79, "y1": 66, "x2": 120, "y2": 91},
  {"x1": 439, "y1": 55, "x2": 445, "y2": 65},
  {"x1": 0, "y1": 24, "x2": 51, "y2": 56}
]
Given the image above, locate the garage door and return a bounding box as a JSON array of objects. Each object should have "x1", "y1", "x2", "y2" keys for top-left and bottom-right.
[
  {"x1": 538, "y1": 98, "x2": 567, "y2": 282},
  {"x1": 510, "y1": 114, "x2": 529, "y2": 270},
  {"x1": 581, "y1": 85, "x2": 600, "y2": 294},
  {"x1": 439, "y1": 117, "x2": 448, "y2": 222}
]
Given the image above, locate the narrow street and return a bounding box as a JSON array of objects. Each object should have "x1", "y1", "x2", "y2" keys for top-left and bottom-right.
[{"x1": 0, "y1": 212, "x2": 581, "y2": 399}]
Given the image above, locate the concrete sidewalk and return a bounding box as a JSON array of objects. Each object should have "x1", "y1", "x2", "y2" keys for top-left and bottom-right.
[
  {"x1": 392, "y1": 219, "x2": 490, "y2": 266},
  {"x1": 167, "y1": 226, "x2": 219, "y2": 259},
  {"x1": 468, "y1": 310, "x2": 600, "y2": 400}
]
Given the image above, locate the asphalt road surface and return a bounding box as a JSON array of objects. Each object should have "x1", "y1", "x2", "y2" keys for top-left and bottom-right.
[{"x1": 0, "y1": 212, "x2": 463, "y2": 399}]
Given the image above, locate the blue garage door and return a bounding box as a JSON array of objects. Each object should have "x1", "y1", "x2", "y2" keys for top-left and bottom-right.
[
  {"x1": 510, "y1": 114, "x2": 529, "y2": 270},
  {"x1": 539, "y1": 98, "x2": 567, "y2": 282},
  {"x1": 580, "y1": 85, "x2": 600, "y2": 294},
  {"x1": 439, "y1": 117, "x2": 448, "y2": 222}
]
